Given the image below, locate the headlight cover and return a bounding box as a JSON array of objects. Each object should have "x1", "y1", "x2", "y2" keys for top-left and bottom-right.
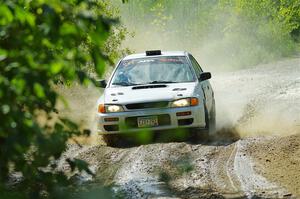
[
  {"x1": 106, "y1": 105, "x2": 124, "y2": 113},
  {"x1": 98, "y1": 104, "x2": 124, "y2": 113},
  {"x1": 170, "y1": 98, "x2": 199, "y2": 108}
]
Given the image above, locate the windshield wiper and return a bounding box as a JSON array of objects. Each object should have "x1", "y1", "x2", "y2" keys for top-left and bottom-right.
[
  {"x1": 113, "y1": 81, "x2": 178, "y2": 86},
  {"x1": 112, "y1": 82, "x2": 139, "y2": 86}
]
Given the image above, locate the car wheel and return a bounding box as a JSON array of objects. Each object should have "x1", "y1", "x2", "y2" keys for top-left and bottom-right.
[
  {"x1": 102, "y1": 134, "x2": 120, "y2": 147},
  {"x1": 188, "y1": 104, "x2": 215, "y2": 143},
  {"x1": 189, "y1": 128, "x2": 209, "y2": 143},
  {"x1": 209, "y1": 100, "x2": 216, "y2": 135},
  {"x1": 204, "y1": 102, "x2": 216, "y2": 133}
]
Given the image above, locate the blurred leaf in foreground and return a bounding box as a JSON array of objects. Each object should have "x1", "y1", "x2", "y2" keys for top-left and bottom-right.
[{"x1": 0, "y1": 0, "x2": 125, "y2": 198}]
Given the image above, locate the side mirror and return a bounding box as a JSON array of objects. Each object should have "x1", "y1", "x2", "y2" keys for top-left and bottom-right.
[
  {"x1": 199, "y1": 72, "x2": 211, "y2": 81},
  {"x1": 95, "y1": 79, "x2": 107, "y2": 88}
]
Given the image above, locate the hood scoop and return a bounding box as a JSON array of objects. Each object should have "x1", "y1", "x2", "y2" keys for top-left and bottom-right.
[
  {"x1": 132, "y1": 85, "x2": 167, "y2": 90},
  {"x1": 173, "y1": 88, "x2": 187, "y2": 91}
]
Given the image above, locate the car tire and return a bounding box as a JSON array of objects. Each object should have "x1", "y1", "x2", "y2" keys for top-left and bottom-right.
[
  {"x1": 102, "y1": 134, "x2": 120, "y2": 147},
  {"x1": 202, "y1": 103, "x2": 216, "y2": 137},
  {"x1": 209, "y1": 100, "x2": 216, "y2": 135},
  {"x1": 189, "y1": 128, "x2": 208, "y2": 143}
]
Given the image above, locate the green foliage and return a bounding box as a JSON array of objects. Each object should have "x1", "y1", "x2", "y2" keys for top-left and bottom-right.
[
  {"x1": 118, "y1": 0, "x2": 300, "y2": 69},
  {"x1": 214, "y1": 0, "x2": 300, "y2": 67},
  {"x1": 82, "y1": 0, "x2": 132, "y2": 76},
  {"x1": 0, "y1": 0, "x2": 123, "y2": 198}
]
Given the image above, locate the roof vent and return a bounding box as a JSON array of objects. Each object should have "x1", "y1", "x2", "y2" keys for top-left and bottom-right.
[{"x1": 146, "y1": 50, "x2": 161, "y2": 56}]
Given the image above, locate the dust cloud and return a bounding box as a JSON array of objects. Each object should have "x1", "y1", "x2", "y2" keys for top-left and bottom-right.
[
  {"x1": 56, "y1": 84, "x2": 103, "y2": 145},
  {"x1": 213, "y1": 58, "x2": 300, "y2": 138}
]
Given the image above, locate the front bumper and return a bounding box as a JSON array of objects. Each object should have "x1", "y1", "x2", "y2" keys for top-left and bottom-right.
[{"x1": 96, "y1": 104, "x2": 206, "y2": 134}]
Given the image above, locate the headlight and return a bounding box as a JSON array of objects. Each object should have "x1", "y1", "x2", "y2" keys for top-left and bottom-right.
[
  {"x1": 98, "y1": 104, "x2": 124, "y2": 113},
  {"x1": 170, "y1": 98, "x2": 199, "y2": 107},
  {"x1": 106, "y1": 105, "x2": 124, "y2": 113}
]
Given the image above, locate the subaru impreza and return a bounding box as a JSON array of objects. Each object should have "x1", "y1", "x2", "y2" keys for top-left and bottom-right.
[{"x1": 96, "y1": 50, "x2": 215, "y2": 146}]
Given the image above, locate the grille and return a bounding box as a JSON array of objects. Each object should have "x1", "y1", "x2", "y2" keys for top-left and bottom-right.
[
  {"x1": 125, "y1": 114, "x2": 171, "y2": 128},
  {"x1": 126, "y1": 101, "x2": 169, "y2": 110}
]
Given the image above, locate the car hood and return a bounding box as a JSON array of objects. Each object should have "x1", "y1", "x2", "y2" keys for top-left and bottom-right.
[{"x1": 101, "y1": 82, "x2": 197, "y2": 104}]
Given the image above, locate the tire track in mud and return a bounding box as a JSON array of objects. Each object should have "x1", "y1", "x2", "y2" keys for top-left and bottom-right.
[
  {"x1": 205, "y1": 140, "x2": 289, "y2": 199},
  {"x1": 232, "y1": 140, "x2": 289, "y2": 198},
  {"x1": 206, "y1": 144, "x2": 240, "y2": 195},
  {"x1": 226, "y1": 143, "x2": 239, "y2": 192}
]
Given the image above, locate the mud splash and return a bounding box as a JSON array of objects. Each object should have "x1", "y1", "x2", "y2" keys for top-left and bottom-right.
[{"x1": 213, "y1": 58, "x2": 300, "y2": 137}]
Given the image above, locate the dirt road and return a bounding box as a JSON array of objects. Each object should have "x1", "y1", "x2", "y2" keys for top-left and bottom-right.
[{"x1": 60, "y1": 58, "x2": 300, "y2": 198}]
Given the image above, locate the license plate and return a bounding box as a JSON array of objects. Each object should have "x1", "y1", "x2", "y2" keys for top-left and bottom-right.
[{"x1": 137, "y1": 116, "x2": 159, "y2": 128}]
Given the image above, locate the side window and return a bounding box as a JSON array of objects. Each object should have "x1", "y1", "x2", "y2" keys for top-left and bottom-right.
[{"x1": 189, "y1": 55, "x2": 203, "y2": 78}]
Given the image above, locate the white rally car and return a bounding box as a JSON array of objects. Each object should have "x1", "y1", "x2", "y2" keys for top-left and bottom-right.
[{"x1": 96, "y1": 50, "x2": 215, "y2": 146}]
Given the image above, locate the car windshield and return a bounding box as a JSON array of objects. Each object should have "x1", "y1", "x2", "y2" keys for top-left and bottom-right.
[{"x1": 110, "y1": 56, "x2": 195, "y2": 86}]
